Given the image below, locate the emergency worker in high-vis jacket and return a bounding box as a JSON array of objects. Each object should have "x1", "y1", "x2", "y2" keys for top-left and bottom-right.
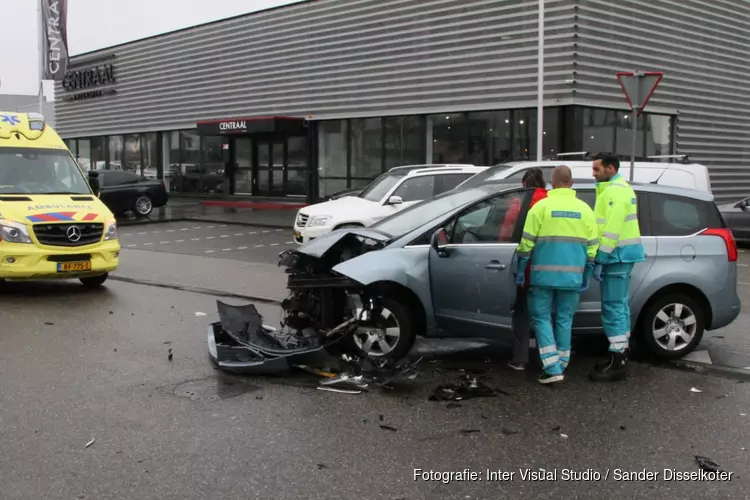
[
  {"x1": 516, "y1": 166, "x2": 598, "y2": 384},
  {"x1": 588, "y1": 152, "x2": 646, "y2": 382}
]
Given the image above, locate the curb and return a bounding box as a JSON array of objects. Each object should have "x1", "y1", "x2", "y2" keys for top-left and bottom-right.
[
  {"x1": 109, "y1": 275, "x2": 283, "y2": 305},
  {"x1": 668, "y1": 359, "x2": 750, "y2": 382},
  {"x1": 117, "y1": 217, "x2": 188, "y2": 227},
  {"x1": 182, "y1": 217, "x2": 292, "y2": 230},
  {"x1": 199, "y1": 200, "x2": 306, "y2": 210}
]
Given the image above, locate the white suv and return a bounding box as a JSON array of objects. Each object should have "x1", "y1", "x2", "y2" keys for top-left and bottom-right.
[{"x1": 294, "y1": 164, "x2": 488, "y2": 244}]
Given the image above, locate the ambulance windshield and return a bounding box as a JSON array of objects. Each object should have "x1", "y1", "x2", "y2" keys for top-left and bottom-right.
[{"x1": 0, "y1": 147, "x2": 91, "y2": 195}]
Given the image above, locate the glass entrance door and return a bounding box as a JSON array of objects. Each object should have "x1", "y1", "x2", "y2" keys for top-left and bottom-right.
[
  {"x1": 256, "y1": 140, "x2": 285, "y2": 197},
  {"x1": 233, "y1": 137, "x2": 253, "y2": 194}
]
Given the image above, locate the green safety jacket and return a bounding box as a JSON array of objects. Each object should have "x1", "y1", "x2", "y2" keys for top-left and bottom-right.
[
  {"x1": 517, "y1": 188, "x2": 599, "y2": 290},
  {"x1": 594, "y1": 173, "x2": 646, "y2": 265}
]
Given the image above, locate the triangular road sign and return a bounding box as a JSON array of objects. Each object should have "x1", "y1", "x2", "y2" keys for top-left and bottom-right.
[{"x1": 617, "y1": 72, "x2": 663, "y2": 114}]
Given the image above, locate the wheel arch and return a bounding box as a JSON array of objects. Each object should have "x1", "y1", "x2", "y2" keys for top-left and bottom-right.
[
  {"x1": 366, "y1": 280, "x2": 427, "y2": 337},
  {"x1": 634, "y1": 283, "x2": 712, "y2": 333}
]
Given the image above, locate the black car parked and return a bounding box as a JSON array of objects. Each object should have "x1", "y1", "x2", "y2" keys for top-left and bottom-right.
[
  {"x1": 98, "y1": 171, "x2": 169, "y2": 217},
  {"x1": 718, "y1": 196, "x2": 750, "y2": 245}
]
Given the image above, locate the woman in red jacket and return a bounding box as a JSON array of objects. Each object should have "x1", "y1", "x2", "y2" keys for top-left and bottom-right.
[{"x1": 509, "y1": 168, "x2": 548, "y2": 371}]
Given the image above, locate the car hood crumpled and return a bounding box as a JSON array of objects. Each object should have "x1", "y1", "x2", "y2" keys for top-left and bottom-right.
[{"x1": 291, "y1": 227, "x2": 391, "y2": 259}]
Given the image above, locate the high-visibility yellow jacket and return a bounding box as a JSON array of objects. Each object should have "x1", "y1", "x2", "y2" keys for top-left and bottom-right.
[
  {"x1": 517, "y1": 188, "x2": 599, "y2": 290},
  {"x1": 594, "y1": 173, "x2": 646, "y2": 265}
]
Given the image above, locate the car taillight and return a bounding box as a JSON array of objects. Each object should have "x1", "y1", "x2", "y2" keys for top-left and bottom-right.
[{"x1": 701, "y1": 228, "x2": 737, "y2": 262}]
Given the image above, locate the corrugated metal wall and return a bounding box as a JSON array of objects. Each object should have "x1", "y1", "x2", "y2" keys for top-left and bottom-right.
[
  {"x1": 573, "y1": 0, "x2": 750, "y2": 203},
  {"x1": 54, "y1": 0, "x2": 576, "y2": 137}
]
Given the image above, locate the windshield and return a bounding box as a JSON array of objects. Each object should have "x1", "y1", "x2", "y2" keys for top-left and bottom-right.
[
  {"x1": 358, "y1": 172, "x2": 406, "y2": 202},
  {"x1": 0, "y1": 147, "x2": 91, "y2": 195},
  {"x1": 455, "y1": 164, "x2": 512, "y2": 190},
  {"x1": 370, "y1": 187, "x2": 489, "y2": 239}
]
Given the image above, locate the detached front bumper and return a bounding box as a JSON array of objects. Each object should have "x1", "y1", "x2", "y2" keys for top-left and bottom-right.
[{"x1": 0, "y1": 239, "x2": 120, "y2": 280}]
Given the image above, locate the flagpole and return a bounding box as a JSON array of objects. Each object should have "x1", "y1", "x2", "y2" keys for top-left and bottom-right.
[
  {"x1": 536, "y1": 0, "x2": 544, "y2": 161},
  {"x1": 38, "y1": 0, "x2": 44, "y2": 114}
]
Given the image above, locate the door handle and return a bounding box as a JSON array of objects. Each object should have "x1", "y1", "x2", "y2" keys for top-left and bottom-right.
[{"x1": 486, "y1": 261, "x2": 506, "y2": 270}]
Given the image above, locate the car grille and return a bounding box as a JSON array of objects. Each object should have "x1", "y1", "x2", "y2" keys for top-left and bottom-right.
[
  {"x1": 33, "y1": 223, "x2": 104, "y2": 247},
  {"x1": 296, "y1": 212, "x2": 309, "y2": 228}
]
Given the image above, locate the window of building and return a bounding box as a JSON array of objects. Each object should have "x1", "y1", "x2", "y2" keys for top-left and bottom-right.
[
  {"x1": 180, "y1": 130, "x2": 202, "y2": 193},
  {"x1": 583, "y1": 108, "x2": 616, "y2": 155},
  {"x1": 468, "y1": 111, "x2": 511, "y2": 165},
  {"x1": 650, "y1": 194, "x2": 721, "y2": 236},
  {"x1": 123, "y1": 134, "x2": 142, "y2": 175},
  {"x1": 351, "y1": 118, "x2": 382, "y2": 178},
  {"x1": 428, "y1": 113, "x2": 466, "y2": 164},
  {"x1": 646, "y1": 115, "x2": 672, "y2": 157},
  {"x1": 91, "y1": 137, "x2": 106, "y2": 171},
  {"x1": 614, "y1": 111, "x2": 645, "y2": 159},
  {"x1": 318, "y1": 120, "x2": 348, "y2": 178},
  {"x1": 77, "y1": 139, "x2": 91, "y2": 172},
  {"x1": 108, "y1": 135, "x2": 123, "y2": 170},
  {"x1": 527, "y1": 108, "x2": 562, "y2": 159},
  {"x1": 162, "y1": 131, "x2": 181, "y2": 193},
  {"x1": 384, "y1": 116, "x2": 423, "y2": 170},
  {"x1": 142, "y1": 133, "x2": 158, "y2": 180},
  {"x1": 202, "y1": 135, "x2": 224, "y2": 195},
  {"x1": 287, "y1": 137, "x2": 308, "y2": 197}
]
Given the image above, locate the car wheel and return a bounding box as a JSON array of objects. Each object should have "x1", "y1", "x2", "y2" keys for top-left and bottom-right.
[
  {"x1": 342, "y1": 296, "x2": 416, "y2": 361},
  {"x1": 133, "y1": 195, "x2": 153, "y2": 217},
  {"x1": 640, "y1": 293, "x2": 705, "y2": 360},
  {"x1": 80, "y1": 273, "x2": 109, "y2": 288}
]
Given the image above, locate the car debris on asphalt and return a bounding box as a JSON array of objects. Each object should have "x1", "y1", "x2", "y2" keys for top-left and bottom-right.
[
  {"x1": 428, "y1": 372, "x2": 499, "y2": 401},
  {"x1": 85, "y1": 438, "x2": 95, "y2": 448}
]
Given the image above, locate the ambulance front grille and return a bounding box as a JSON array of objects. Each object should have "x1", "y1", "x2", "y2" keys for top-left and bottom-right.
[{"x1": 33, "y1": 223, "x2": 104, "y2": 247}]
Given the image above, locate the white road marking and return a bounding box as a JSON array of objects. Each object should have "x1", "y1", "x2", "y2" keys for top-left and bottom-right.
[
  {"x1": 127, "y1": 244, "x2": 137, "y2": 247},
  {"x1": 191, "y1": 238, "x2": 200, "y2": 241},
  {"x1": 123, "y1": 233, "x2": 132, "y2": 237},
  {"x1": 222, "y1": 248, "x2": 231, "y2": 251},
  {"x1": 205, "y1": 250, "x2": 215, "y2": 253},
  {"x1": 206, "y1": 236, "x2": 215, "y2": 240},
  {"x1": 138, "y1": 232, "x2": 147, "y2": 235},
  {"x1": 234, "y1": 233, "x2": 244, "y2": 236},
  {"x1": 220, "y1": 224, "x2": 227, "y2": 227},
  {"x1": 254, "y1": 244, "x2": 264, "y2": 248},
  {"x1": 270, "y1": 243, "x2": 279, "y2": 246},
  {"x1": 192, "y1": 226, "x2": 202, "y2": 229},
  {"x1": 262, "y1": 230, "x2": 270, "y2": 233},
  {"x1": 176, "y1": 239, "x2": 184, "y2": 243},
  {"x1": 180, "y1": 228, "x2": 189, "y2": 231},
  {"x1": 248, "y1": 232, "x2": 257, "y2": 235},
  {"x1": 206, "y1": 225, "x2": 215, "y2": 229},
  {"x1": 160, "y1": 241, "x2": 169, "y2": 244},
  {"x1": 167, "y1": 229, "x2": 175, "y2": 233},
  {"x1": 275, "y1": 229, "x2": 283, "y2": 232},
  {"x1": 285, "y1": 241, "x2": 294, "y2": 244},
  {"x1": 153, "y1": 231, "x2": 162, "y2": 234},
  {"x1": 220, "y1": 235, "x2": 229, "y2": 238},
  {"x1": 237, "y1": 246, "x2": 248, "y2": 250},
  {"x1": 144, "y1": 242, "x2": 153, "y2": 246}
]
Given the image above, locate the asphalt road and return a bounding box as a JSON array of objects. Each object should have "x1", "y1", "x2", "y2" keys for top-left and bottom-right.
[
  {"x1": 119, "y1": 221, "x2": 295, "y2": 264},
  {"x1": 1, "y1": 279, "x2": 749, "y2": 500}
]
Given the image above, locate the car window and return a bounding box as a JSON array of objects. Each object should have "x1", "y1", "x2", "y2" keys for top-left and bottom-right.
[
  {"x1": 455, "y1": 164, "x2": 512, "y2": 190},
  {"x1": 435, "y1": 173, "x2": 474, "y2": 195},
  {"x1": 358, "y1": 172, "x2": 405, "y2": 202},
  {"x1": 447, "y1": 191, "x2": 529, "y2": 244},
  {"x1": 392, "y1": 176, "x2": 435, "y2": 202},
  {"x1": 650, "y1": 194, "x2": 724, "y2": 236}
]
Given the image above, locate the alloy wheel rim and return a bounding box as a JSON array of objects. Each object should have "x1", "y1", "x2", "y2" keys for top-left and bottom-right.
[
  {"x1": 136, "y1": 196, "x2": 152, "y2": 215},
  {"x1": 652, "y1": 302, "x2": 698, "y2": 352},
  {"x1": 353, "y1": 307, "x2": 401, "y2": 357}
]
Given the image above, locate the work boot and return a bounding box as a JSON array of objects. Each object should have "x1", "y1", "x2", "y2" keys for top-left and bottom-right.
[
  {"x1": 538, "y1": 373, "x2": 564, "y2": 384},
  {"x1": 589, "y1": 352, "x2": 628, "y2": 382}
]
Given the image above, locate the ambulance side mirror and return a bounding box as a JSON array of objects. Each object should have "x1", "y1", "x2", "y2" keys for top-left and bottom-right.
[{"x1": 88, "y1": 170, "x2": 101, "y2": 196}]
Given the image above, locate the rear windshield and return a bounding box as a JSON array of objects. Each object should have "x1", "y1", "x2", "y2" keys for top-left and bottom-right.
[{"x1": 0, "y1": 147, "x2": 91, "y2": 195}]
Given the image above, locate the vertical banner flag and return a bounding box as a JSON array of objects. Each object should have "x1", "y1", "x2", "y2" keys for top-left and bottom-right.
[{"x1": 40, "y1": 0, "x2": 69, "y2": 81}]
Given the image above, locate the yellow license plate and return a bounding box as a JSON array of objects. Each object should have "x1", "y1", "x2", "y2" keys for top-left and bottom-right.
[
  {"x1": 295, "y1": 232, "x2": 301, "y2": 239},
  {"x1": 57, "y1": 261, "x2": 92, "y2": 272}
]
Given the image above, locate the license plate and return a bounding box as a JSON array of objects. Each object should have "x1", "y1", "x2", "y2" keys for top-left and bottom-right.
[
  {"x1": 57, "y1": 261, "x2": 92, "y2": 272},
  {"x1": 295, "y1": 231, "x2": 301, "y2": 239}
]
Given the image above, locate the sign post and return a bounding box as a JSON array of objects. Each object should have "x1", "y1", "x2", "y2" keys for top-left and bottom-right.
[{"x1": 616, "y1": 71, "x2": 663, "y2": 181}]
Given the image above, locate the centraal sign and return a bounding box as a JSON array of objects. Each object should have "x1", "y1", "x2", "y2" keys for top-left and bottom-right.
[
  {"x1": 219, "y1": 121, "x2": 247, "y2": 132},
  {"x1": 62, "y1": 63, "x2": 117, "y2": 102}
]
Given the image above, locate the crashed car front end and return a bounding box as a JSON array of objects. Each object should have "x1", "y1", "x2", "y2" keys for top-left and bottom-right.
[{"x1": 208, "y1": 228, "x2": 396, "y2": 375}]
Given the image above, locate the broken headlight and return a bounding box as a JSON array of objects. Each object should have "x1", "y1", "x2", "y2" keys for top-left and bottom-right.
[
  {"x1": 103, "y1": 220, "x2": 118, "y2": 240},
  {"x1": 308, "y1": 215, "x2": 332, "y2": 227},
  {"x1": 0, "y1": 219, "x2": 32, "y2": 244}
]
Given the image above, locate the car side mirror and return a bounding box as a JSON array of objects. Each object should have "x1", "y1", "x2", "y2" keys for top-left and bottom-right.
[
  {"x1": 430, "y1": 227, "x2": 450, "y2": 257},
  {"x1": 738, "y1": 199, "x2": 748, "y2": 210},
  {"x1": 387, "y1": 195, "x2": 403, "y2": 205},
  {"x1": 88, "y1": 170, "x2": 100, "y2": 196}
]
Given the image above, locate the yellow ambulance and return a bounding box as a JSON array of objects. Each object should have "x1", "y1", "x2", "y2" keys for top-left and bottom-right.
[{"x1": 0, "y1": 111, "x2": 119, "y2": 287}]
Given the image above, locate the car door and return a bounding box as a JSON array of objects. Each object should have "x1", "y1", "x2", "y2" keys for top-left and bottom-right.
[
  {"x1": 429, "y1": 188, "x2": 533, "y2": 340},
  {"x1": 100, "y1": 171, "x2": 140, "y2": 213}
]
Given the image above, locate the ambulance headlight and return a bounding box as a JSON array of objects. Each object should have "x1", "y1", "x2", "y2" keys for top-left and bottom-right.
[
  {"x1": 103, "y1": 220, "x2": 118, "y2": 241},
  {"x1": 0, "y1": 219, "x2": 33, "y2": 244}
]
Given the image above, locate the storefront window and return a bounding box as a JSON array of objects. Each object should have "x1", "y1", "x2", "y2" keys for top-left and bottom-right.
[
  {"x1": 614, "y1": 111, "x2": 645, "y2": 159},
  {"x1": 428, "y1": 113, "x2": 466, "y2": 163},
  {"x1": 142, "y1": 133, "x2": 158, "y2": 180},
  {"x1": 287, "y1": 137, "x2": 308, "y2": 197},
  {"x1": 318, "y1": 120, "x2": 348, "y2": 198},
  {"x1": 384, "y1": 116, "x2": 423, "y2": 170},
  {"x1": 583, "y1": 108, "x2": 616, "y2": 155},
  {"x1": 108, "y1": 135, "x2": 123, "y2": 170},
  {"x1": 180, "y1": 130, "x2": 202, "y2": 193},
  {"x1": 162, "y1": 131, "x2": 181, "y2": 193},
  {"x1": 646, "y1": 115, "x2": 672, "y2": 157},
  {"x1": 202, "y1": 136, "x2": 224, "y2": 195},
  {"x1": 350, "y1": 118, "x2": 382, "y2": 178},
  {"x1": 91, "y1": 137, "x2": 106, "y2": 171},
  {"x1": 527, "y1": 107, "x2": 562, "y2": 159},
  {"x1": 511, "y1": 110, "x2": 533, "y2": 160},
  {"x1": 468, "y1": 111, "x2": 511, "y2": 165},
  {"x1": 77, "y1": 139, "x2": 91, "y2": 172},
  {"x1": 123, "y1": 134, "x2": 142, "y2": 175}
]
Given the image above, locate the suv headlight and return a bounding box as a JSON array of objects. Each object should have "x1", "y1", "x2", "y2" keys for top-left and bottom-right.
[
  {"x1": 308, "y1": 216, "x2": 332, "y2": 227},
  {"x1": 104, "y1": 220, "x2": 118, "y2": 240},
  {"x1": 0, "y1": 219, "x2": 33, "y2": 244}
]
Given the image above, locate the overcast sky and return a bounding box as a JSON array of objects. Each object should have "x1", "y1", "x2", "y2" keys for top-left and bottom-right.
[{"x1": 0, "y1": 0, "x2": 301, "y2": 99}]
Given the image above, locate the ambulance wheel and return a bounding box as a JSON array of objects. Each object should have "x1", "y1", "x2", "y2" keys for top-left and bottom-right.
[{"x1": 80, "y1": 273, "x2": 109, "y2": 288}]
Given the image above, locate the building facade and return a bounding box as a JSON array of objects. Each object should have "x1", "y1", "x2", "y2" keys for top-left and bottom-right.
[{"x1": 54, "y1": 0, "x2": 750, "y2": 203}]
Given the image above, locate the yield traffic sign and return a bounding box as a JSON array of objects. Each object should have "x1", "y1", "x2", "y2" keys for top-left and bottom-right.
[{"x1": 616, "y1": 71, "x2": 663, "y2": 116}]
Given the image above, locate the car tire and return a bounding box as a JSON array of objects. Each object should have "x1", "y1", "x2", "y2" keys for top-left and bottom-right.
[
  {"x1": 341, "y1": 296, "x2": 416, "y2": 361},
  {"x1": 80, "y1": 273, "x2": 109, "y2": 288},
  {"x1": 639, "y1": 293, "x2": 705, "y2": 360},
  {"x1": 133, "y1": 194, "x2": 153, "y2": 217}
]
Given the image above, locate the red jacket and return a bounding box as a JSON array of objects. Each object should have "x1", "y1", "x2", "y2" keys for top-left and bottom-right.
[
  {"x1": 524, "y1": 188, "x2": 548, "y2": 284},
  {"x1": 500, "y1": 188, "x2": 548, "y2": 285}
]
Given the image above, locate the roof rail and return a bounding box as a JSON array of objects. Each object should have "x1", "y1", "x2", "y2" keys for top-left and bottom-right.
[
  {"x1": 555, "y1": 151, "x2": 590, "y2": 159},
  {"x1": 647, "y1": 154, "x2": 690, "y2": 164}
]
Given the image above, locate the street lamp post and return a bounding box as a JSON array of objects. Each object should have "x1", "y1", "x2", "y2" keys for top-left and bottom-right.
[{"x1": 536, "y1": 0, "x2": 544, "y2": 161}]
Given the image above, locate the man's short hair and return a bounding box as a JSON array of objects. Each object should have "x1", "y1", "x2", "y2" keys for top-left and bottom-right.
[{"x1": 592, "y1": 152, "x2": 620, "y2": 172}]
